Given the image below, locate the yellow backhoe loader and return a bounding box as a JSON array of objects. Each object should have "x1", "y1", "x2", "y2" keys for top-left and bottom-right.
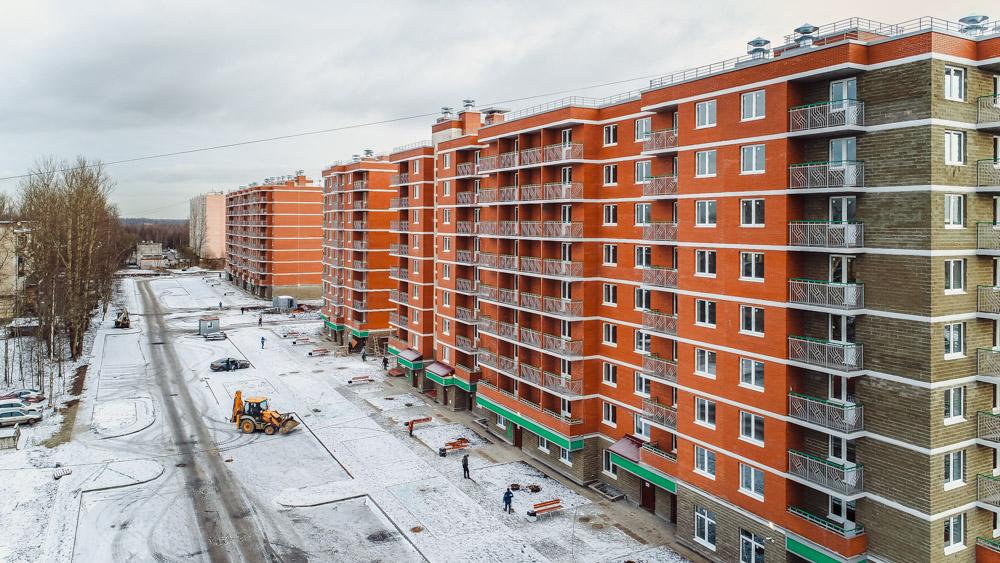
[{"x1": 230, "y1": 391, "x2": 299, "y2": 435}]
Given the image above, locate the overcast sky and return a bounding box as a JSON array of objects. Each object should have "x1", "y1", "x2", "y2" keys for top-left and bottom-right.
[{"x1": 0, "y1": 0, "x2": 985, "y2": 219}]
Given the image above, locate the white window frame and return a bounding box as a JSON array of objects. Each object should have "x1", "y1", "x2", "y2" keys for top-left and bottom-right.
[
  {"x1": 945, "y1": 130, "x2": 965, "y2": 165},
  {"x1": 944, "y1": 449, "x2": 965, "y2": 490},
  {"x1": 634, "y1": 117, "x2": 651, "y2": 142},
  {"x1": 634, "y1": 245, "x2": 651, "y2": 268},
  {"x1": 740, "y1": 198, "x2": 765, "y2": 227},
  {"x1": 603, "y1": 322, "x2": 618, "y2": 346},
  {"x1": 740, "y1": 252, "x2": 765, "y2": 282},
  {"x1": 944, "y1": 513, "x2": 965, "y2": 554},
  {"x1": 741, "y1": 90, "x2": 766, "y2": 121},
  {"x1": 634, "y1": 372, "x2": 651, "y2": 397},
  {"x1": 443, "y1": 209, "x2": 451, "y2": 224},
  {"x1": 944, "y1": 386, "x2": 965, "y2": 423},
  {"x1": 603, "y1": 283, "x2": 618, "y2": 306},
  {"x1": 634, "y1": 203, "x2": 652, "y2": 225},
  {"x1": 496, "y1": 414, "x2": 507, "y2": 428},
  {"x1": 538, "y1": 436, "x2": 549, "y2": 453},
  {"x1": 634, "y1": 287, "x2": 651, "y2": 310},
  {"x1": 944, "y1": 323, "x2": 965, "y2": 359},
  {"x1": 695, "y1": 397, "x2": 716, "y2": 429},
  {"x1": 944, "y1": 259, "x2": 965, "y2": 294},
  {"x1": 443, "y1": 153, "x2": 451, "y2": 169},
  {"x1": 603, "y1": 164, "x2": 618, "y2": 186},
  {"x1": 443, "y1": 180, "x2": 450, "y2": 196},
  {"x1": 443, "y1": 237, "x2": 451, "y2": 252},
  {"x1": 740, "y1": 144, "x2": 765, "y2": 174},
  {"x1": 944, "y1": 194, "x2": 964, "y2": 228},
  {"x1": 740, "y1": 530, "x2": 765, "y2": 563},
  {"x1": 740, "y1": 305, "x2": 765, "y2": 336},
  {"x1": 603, "y1": 450, "x2": 618, "y2": 477},
  {"x1": 413, "y1": 160, "x2": 419, "y2": 175},
  {"x1": 740, "y1": 358, "x2": 765, "y2": 391},
  {"x1": 695, "y1": 299, "x2": 716, "y2": 328},
  {"x1": 695, "y1": 200, "x2": 717, "y2": 227},
  {"x1": 634, "y1": 330, "x2": 651, "y2": 353},
  {"x1": 602, "y1": 362, "x2": 617, "y2": 386},
  {"x1": 634, "y1": 160, "x2": 652, "y2": 184},
  {"x1": 442, "y1": 292, "x2": 450, "y2": 307},
  {"x1": 694, "y1": 445, "x2": 716, "y2": 479},
  {"x1": 603, "y1": 204, "x2": 618, "y2": 225},
  {"x1": 740, "y1": 411, "x2": 765, "y2": 445},
  {"x1": 559, "y1": 447, "x2": 573, "y2": 466},
  {"x1": 634, "y1": 413, "x2": 650, "y2": 439},
  {"x1": 739, "y1": 463, "x2": 765, "y2": 500},
  {"x1": 695, "y1": 150, "x2": 717, "y2": 177},
  {"x1": 695, "y1": 348, "x2": 717, "y2": 378},
  {"x1": 695, "y1": 249, "x2": 716, "y2": 277},
  {"x1": 602, "y1": 402, "x2": 617, "y2": 427},
  {"x1": 695, "y1": 100, "x2": 717, "y2": 128},
  {"x1": 694, "y1": 506, "x2": 717, "y2": 550},
  {"x1": 441, "y1": 318, "x2": 450, "y2": 335},
  {"x1": 944, "y1": 66, "x2": 966, "y2": 102},
  {"x1": 603, "y1": 124, "x2": 618, "y2": 146},
  {"x1": 603, "y1": 244, "x2": 618, "y2": 266}
]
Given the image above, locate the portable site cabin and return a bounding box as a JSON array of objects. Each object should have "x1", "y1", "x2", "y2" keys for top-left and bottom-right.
[
  {"x1": 273, "y1": 295, "x2": 297, "y2": 311},
  {"x1": 198, "y1": 316, "x2": 220, "y2": 336},
  {"x1": 0, "y1": 424, "x2": 20, "y2": 450}
]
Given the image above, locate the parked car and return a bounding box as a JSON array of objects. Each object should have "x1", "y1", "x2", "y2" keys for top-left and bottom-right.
[
  {"x1": 0, "y1": 389, "x2": 44, "y2": 402},
  {"x1": 0, "y1": 399, "x2": 42, "y2": 413},
  {"x1": 204, "y1": 331, "x2": 227, "y2": 341},
  {"x1": 210, "y1": 358, "x2": 250, "y2": 372},
  {"x1": 0, "y1": 408, "x2": 42, "y2": 426}
]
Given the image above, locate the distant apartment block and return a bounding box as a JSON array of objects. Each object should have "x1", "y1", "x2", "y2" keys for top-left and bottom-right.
[
  {"x1": 189, "y1": 192, "x2": 226, "y2": 260},
  {"x1": 136, "y1": 241, "x2": 164, "y2": 270},
  {"x1": 0, "y1": 222, "x2": 28, "y2": 319},
  {"x1": 225, "y1": 172, "x2": 323, "y2": 300}
]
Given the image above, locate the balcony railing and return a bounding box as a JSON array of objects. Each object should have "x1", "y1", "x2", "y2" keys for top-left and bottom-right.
[
  {"x1": 978, "y1": 411, "x2": 1000, "y2": 444},
  {"x1": 520, "y1": 256, "x2": 542, "y2": 274},
  {"x1": 518, "y1": 221, "x2": 541, "y2": 238},
  {"x1": 497, "y1": 354, "x2": 517, "y2": 377},
  {"x1": 520, "y1": 292, "x2": 541, "y2": 311},
  {"x1": 643, "y1": 128, "x2": 678, "y2": 152},
  {"x1": 519, "y1": 362, "x2": 541, "y2": 385},
  {"x1": 456, "y1": 221, "x2": 476, "y2": 234},
  {"x1": 789, "y1": 336, "x2": 863, "y2": 372},
  {"x1": 643, "y1": 221, "x2": 678, "y2": 242},
  {"x1": 979, "y1": 474, "x2": 1000, "y2": 508},
  {"x1": 498, "y1": 186, "x2": 518, "y2": 203},
  {"x1": 520, "y1": 184, "x2": 542, "y2": 201},
  {"x1": 644, "y1": 175, "x2": 678, "y2": 197},
  {"x1": 543, "y1": 259, "x2": 583, "y2": 278},
  {"x1": 787, "y1": 506, "x2": 864, "y2": 539},
  {"x1": 789, "y1": 100, "x2": 865, "y2": 132},
  {"x1": 389, "y1": 221, "x2": 409, "y2": 232},
  {"x1": 979, "y1": 94, "x2": 1000, "y2": 125},
  {"x1": 456, "y1": 278, "x2": 476, "y2": 294},
  {"x1": 788, "y1": 393, "x2": 864, "y2": 434},
  {"x1": 497, "y1": 287, "x2": 517, "y2": 306},
  {"x1": 542, "y1": 182, "x2": 583, "y2": 200},
  {"x1": 389, "y1": 197, "x2": 409, "y2": 209},
  {"x1": 497, "y1": 321, "x2": 517, "y2": 340},
  {"x1": 788, "y1": 279, "x2": 864, "y2": 310},
  {"x1": 456, "y1": 249, "x2": 477, "y2": 265},
  {"x1": 789, "y1": 161, "x2": 865, "y2": 189},
  {"x1": 389, "y1": 289, "x2": 408, "y2": 305},
  {"x1": 542, "y1": 334, "x2": 583, "y2": 357},
  {"x1": 520, "y1": 147, "x2": 543, "y2": 166},
  {"x1": 543, "y1": 142, "x2": 583, "y2": 163},
  {"x1": 389, "y1": 312, "x2": 407, "y2": 327},
  {"x1": 519, "y1": 327, "x2": 541, "y2": 348},
  {"x1": 542, "y1": 407, "x2": 583, "y2": 425},
  {"x1": 477, "y1": 252, "x2": 497, "y2": 268},
  {"x1": 456, "y1": 162, "x2": 477, "y2": 176},
  {"x1": 643, "y1": 266, "x2": 678, "y2": 289},
  {"x1": 978, "y1": 537, "x2": 1000, "y2": 555},
  {"x1": 980, "y1": 285, "x2": 1000, "y2": 315},
  {"x1": 642, "y1": 397, "x2": 677, "y2": 429},
  {"x1": 478, "y1": 315, "x2": 497, "y2": 335},
  {"x1": 788, "y1": 449, "x2": 864, "y2": 496},
  {"x1": 478, "y1": 155, "x2": 498, "y2": 173},
  {"x1": 640, "y1": 442, "x2": 677, "y2": 463},
  {"x1": 980, "y1": 160, "x2": 1000, "y2": 188},
  {"x1": 789, "y1": 222, "x2": 864, "y2": 248},
  {"x1": 642, "y1": 310, "x2": 677, "y2": 336},
  {"x1": 544, "y1": 221, "x2": 583, "y2": 238},
  {"x1": 543, "y1": 297, "x2": 583, "y2": 317},
  {"x1": 498, "y1": 254, "x2": 519, "y2": 272},
  {"x1": 455, "y1": 306, "x2": 476, "y2": 322},
  {"x1": 353, "y1": 199, "x2": 369, "y2": 210},
  {"x1": 478, "y1": 188, "x2": 497, "y2": 204},
  {"x1": 643, "y1": 354, "x2": 677, "y2": 384},
  {"x1": 478, "y1": 349, "x2": 497, "y2": 369},
  {"x1": 455, "y1": 335, "x2": 477, "y2": 353},
  {"x1": 456, "y1": 191, "x2": 475, "y2": 206},
  {"x1": 390, "y1": 173, "x2": 408, "y2": 186},
  {"x1": 498, "y1": 151, "x2": 519, "y2": 169},
  {"x1": 542, "y1": 371, "x2": 583, "y2": 395},
  {"x1": 499, "y1": 221, "x2": 519, "y2": 237},
  {"x1": 389, "y1": 244, "x2": 409, "y2": 257}
]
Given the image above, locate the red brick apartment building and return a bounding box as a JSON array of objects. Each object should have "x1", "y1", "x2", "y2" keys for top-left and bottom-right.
[
  {"x1": 225, "y1": 172, "x2": 323, "y2": 299},
  {"x1": 320, "y1": 151, "x2": 396, "y2": 352}
]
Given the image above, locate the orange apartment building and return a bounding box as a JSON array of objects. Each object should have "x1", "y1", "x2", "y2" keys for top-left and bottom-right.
[
  {"x1": 225, "y1": 172, "x2": 323, "y2": 300},
  {"x1": 320, "y1": 151, "x2": 396, "y2": 352}
]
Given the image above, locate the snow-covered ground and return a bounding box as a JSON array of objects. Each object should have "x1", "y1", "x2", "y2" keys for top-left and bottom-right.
[{"x1": 0, "y1": 272, "x2": 690, "y2": 562}]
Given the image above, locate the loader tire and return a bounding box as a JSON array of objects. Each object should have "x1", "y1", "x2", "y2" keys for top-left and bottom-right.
[
  {"x1": 264, "y1": 425, "x2": 277, "y2": 435},
  {"x1": 241, "y1": 420, "x2": 255, "y2": 433}
]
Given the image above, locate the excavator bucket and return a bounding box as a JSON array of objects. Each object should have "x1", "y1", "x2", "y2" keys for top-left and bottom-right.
[{"x1": 278, "y1": 415, "x2": 300, "y2": 434}]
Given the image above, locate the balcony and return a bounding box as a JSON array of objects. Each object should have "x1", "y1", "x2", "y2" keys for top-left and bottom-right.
[
  {"x1": 478, "y1": 155, "x2": 498, "y2": 173},
  {"x1": 520, "y1": 184, "x2": 542, "y2": 201},
  {"x1": 978, "y1": 411, "x2": 1000, "y2": 446},
  {"x1": 543, "y1": 221, "x2": 583, "y2": 238},
  {"x1": 788, "y1": 449, "x2": 864, "y2": 496},
  {"x1": 642, "y1": 221, "x2": 677, "y2": 242},
  {"x1": 542, "y1": 334, "x2": 583, "y2": 357},
  {"x1": 389, "y1": 244, "x2": 409, "y2": 257},
  {"x1": 979, "y1": 286, "x2": 1000, "y2": 318},
  {"x1": 455, "y1": 335, "x2": 478, "y2": 353},
  {"x1": 352, "y1": 240, "x2": 368, "y2": 250},
  {"x1": 497, "y1": 287, "x2": 517, "y2": 306},
  {"x1": 542, "y1": 407, "x2": 583, "y2": 427},
  {"x1": 389, "y1": 267, "x2": 408, "y2": 281},
  {"x1": 520, "y1": 292, "x2": 541, "y2": 311},
  {"x1": 389, "y1": 289, "x2": 408, "y2": 305},
  {"x1": 455, "y1": 278, "x2": 477, "y2": 294},
  {"x1": 352, "y1": 299, "x2": 369, "y2": 312},
  {"x1": 390, "y1": 173, "x2": 408, "y2": 186},
  {"x1": 456, "y1": 221, "x2": 476, "y2": 234},
  {"x1": 639, "y1": 442, "x2": 677, "y2": 470},
  {"x1": 788, "y1": 393, "x2": 864, "y2": 435},
  {"x1": 478, "y1": 349, "x2": 497, "y2": 369},
  {"x1": 542, "y1": 371, "x2": 583, "y2": 396},
  {"x1": 979, "y1": 95, "x2": 1000, "y2": 132},
  {"x1": 498, "y1": 186, "x2": 518, "y2": 203},
  {"x1": 456, "y1": 191, "x2": 475, "y2": 206},
  {"x1": 479, "y1": 222, "x2": 498, "y2": 236},
  {"x1": 543, "y1": 142, "x2": 583, "y2": 163},
  {"x1": 543, "y1": 297, "x2": 583, "y2": 318},
  {"x1": 787, "y1": 506, "x2": 865, "y2": 539},
  {"x1": 478, "y1": 315, "x2": 497, "y2": 335},
  {"x1": 352, "y1": 199, "x2": 369, "y2": 210},
  {"x1": 519, "y1": 221, "x2": 542, "y2": 238},
  {"x1": 498, "y1": 151, "x2": 519, "y2": 169},
  {"x1": 978, "y1": 474, "x2": 1000, "y2": 509},
  {"x1": 497, "y1": 354, "x2": 517, "y2": 377},
  {"x1": 477, "y1": 252, "x2": 497, "y2": 268},
  {"x1": 788, "y1": 336, "x2": 863, "y2": 373},
  {"x1": 389, "y1": 312, "x2": 407, "y2": 328},
  {"x1": 644, "y1": 175, "x2": 677, "y2": 198},
  {"x1": 541, "y1": 182, "x2": 583, "y2": 200},
  {"x1": 788, "y1": 279, "x2": 864, "y2": 310},
  {"x1": 789, "y1": 222, "x2": 864, "y2": 249},
  {"x1": 499, "y1": 221, "x2": 519, "y2": 237},
  {"x1": 642, "y1": 310, "x2": 677, "y2": 337},
  {"x1": 980, "y1": 160, "x2": 1000, "y2": 188},
  {"x1": 455, "y1": 307, "x2": 476, "y2": 323},
  {"x1": 520, "y1": 256, "x2": 542, "y2": 274},
  {"x1": 642, "y1": 266, "x2": 677, "y2": 289},
  {"x1": 642, "y1": 128, "x2": 678, "y2": 153},
  {"x1": 519, "y1": 362, "x2": 541, "y2": 385},
  {"x1": 353, "y1": 180, "x2": 369, "y2": 190},
  {"x1": 456, "y1": 249, "x2": 478, "y2": 265},
  {"x1": 389, "y1": 221, "x2": 409, "y2": 232},
  {"x1": 542, "y1": 259, "x2": 583, "y2": 278},
  {"x1": 789, "y1": 99, "x2": 865, "y2": 135},
  {"x1": 520, "y1": 147, "x2": 542, "y2": 166},
  {"x1": 498, "y1": 254, "x2": 519, "y2": 272},
  {"x1": 497, "y1": 321, "x2": 517, "y2": 340},
  {"x1": 478, "y1": 188, "x2": 497, "y2": 204},
  {"x1": 642, "y1": 397, "x2": 677, "y2": 430},
  {"x1": 519, "y1": 327, "x2": 541, "y2": 348},
  {"x1": 353, "y1": 279, "x2": 368, "y2": 290},
  {"x1": 456, "y1": 162, "x2": 478, "y2": 176},
  {"x1": 643, "y1": 354, "x2": 677, "y2": 384},
  {"x1": 389, "y1": 197, "x2": 409, "y2": 209},
  {"x1": 477, "y1": 284, "x2": 496, "y2": 302},
  {"x1": 978, "y1": 537, "x2": 1000, "y2": 555},
  {"x1": 789, "y1": 161, "x2": 865, "y2": 189}
]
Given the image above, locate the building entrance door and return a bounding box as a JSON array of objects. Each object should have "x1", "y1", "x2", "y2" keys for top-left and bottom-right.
[
  {"x1": 513, "y1": 425, "x2": 523, "y2": 449},
  {"x1": 640, "y1": 479, "x2": 655, "y2": 512}
]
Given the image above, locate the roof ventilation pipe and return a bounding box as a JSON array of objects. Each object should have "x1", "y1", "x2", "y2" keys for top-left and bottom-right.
[
  {"x1": 794, "y1": 24, "x2": 819, "y2": 47},
  {"x1": 364, "y1": 149, "x2": 374, "y2": 158},
  {"x1": 441, "y1": 106, "x2": 454, "y2": 119},
  {"x1": 747, "y1": 37, "x2": 771, "y2": 59},
  {"x1": 959, "y1": 14, "x2": 989, "y2": 34},
  {"x1": 463, "y1": 99, "x2": 475, "y2": 110}
]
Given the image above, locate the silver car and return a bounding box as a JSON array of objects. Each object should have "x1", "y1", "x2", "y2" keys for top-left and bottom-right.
[
  {"x1": 0, "y1": 400, "x2": 42, "y2": 413},
  {"x1": 0, "y1": 408, "x2": 42, "y2": 426}
]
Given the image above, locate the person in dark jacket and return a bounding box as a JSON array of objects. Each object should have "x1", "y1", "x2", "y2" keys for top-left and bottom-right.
[
  {"x1": 503, "y1": 488, "x2": 513, "y2": 513},
  {"x1": 258, "y1": 316, "x2": 262, "y2": 327},
  {"x1": 462, "y1": 454, "x2": 470, "y2": 479},
  {"x1": 382, "y1": 357, "x2": 389, "y2": 370}
]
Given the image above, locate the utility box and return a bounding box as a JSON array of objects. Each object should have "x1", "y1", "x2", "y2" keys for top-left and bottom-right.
[
  {"x1": 0, "y1": 424, "x2": 20, "y2": 450},
  {"x1": 273, "y1": 295, "x2": 297, "y2": 311},
  {"x1": 198, "y1": 316, "x2": 220, "y2": 336}
]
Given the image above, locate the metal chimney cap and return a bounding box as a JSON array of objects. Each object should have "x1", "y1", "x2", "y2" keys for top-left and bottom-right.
[
  {"x1": 748, "y1": 37, "x2": 770, "y2": 47},
  {"x1": 462, "y1": 99, "x2": 475, "y2": 109},
  {"x1": 364, "y1": 149, "x2": 374, "y2": 157},
  {"x1": 441, "y1": 106, "x2": 453, "y2": 115},
  {"x1": 795, "y1": 23, "x2": 819, "y2": 35},
  {"x1": 959, "y1": 14, "x2": 988, "y2": 25},
  {"x1": 352, "y1": 154, "x2": 361, "y2": 161}
]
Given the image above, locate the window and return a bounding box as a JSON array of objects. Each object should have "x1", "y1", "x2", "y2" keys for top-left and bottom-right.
[
  {"x1": 634, "y1": 246, "x2": 651, "y2": 268},
  {"x1": 441, "y1": 318, "x2": 450, "y2": 335},
  {"x1": 944, "y1": 194, "x2": 964, "y2": 227},
  {"x1": 635, "y1": 117, "x2": 651, "y2": 141},
  {"x1": 440, "y1": 346, "x2": 449, "y2": 363},
  {"x1": 603, "y1": 450, "x2": 618, "y2": 476},
  {"x1": 603, "y1": 283, "x2": 618, "y2": 305},
  {"x1": 603, "y1": 362, "x2": 618, "y2": 385},
  {"x1": 634, "y1": 288, "x2": 651, "y2": 310},
  {"x1": 944, "y1": 450, "x2": 965, "y2": 488},
  {"x1": 603, "y1": 244, "x2": 618, "y2": 266},
  {"x1": 635, "y1": 372, "x2": 651, "y2": 396},
  {"x1": 740, "y1": 252, "x2": 765, "y2": 281},
  {"x1": 740, "y1": 358, "x2": 765, "y2": 390},
  {"x1": 603, "y1": 402, "x2": 617, "y2": 426},
  {"x1": 741, "y1": 144, "x2": 765, "y2": 174},
  {"x1": 740, "y1": 306, "x2": 765, "y2": 335},
  {"x1": 413, "y1": 209, "x2": 419, "y2": 224},
  {"x1": 413, "y1": 261, "x2": 419, "y2": 274},
  {"x1": 443, "y1": 237, "x2": 451, "y2": 252},
  {"x1": 496, "y1": 415, "x2": 507, "y2": 428},
  {"x1": 413, "y1": 310, "x2": 419, "y2": 324},
  {"x1": 443, "y1": 209, "x2": 451, "y2": 224},
  {"x1": 559, "y1": 447, "x2": 573, "y2": 465},
  {"x1": 603, "y1": 204, "x2": 618, "y2": 225},
  {"x1": 443, "y1": 153, "x2": 451, "y2": 169},
  {"x1": 412, "y1": 234, "x2": 419, "y2": 249},
  {"x1": 634, "y1": 413, "x2": 650, "y2": 439},
  {"x1": 944, "y1": 513, "x2": 965, "y2": 553},
  {"x1": 739, "y1": 463, "x2": 765, "y2": 499},
  {"x1": 538, "y1": 436, "x2": 549, "y2": 453},
  {"x1": 695, "y1": 200, "x2": 717, "y2": 226},
  {"x1": 635, "y1": 203, "x2": 652, "y2": 225},
  {"x1": 413, "y1": 160, "x2": 419, "y2": 175},
  {"x1": 740, "y1": 199, "x2": 765, "y2": 226},
  {"x1": 741, "y1": 90, "x2": 766, "y2": 121},
  {"x1": 695, "y1": 100, "x2": 717, "y2": 128},
  {"x1": 695, "y1": 299, "x2": 716, "y2": 327},
  {"x1": 604, "y1": 124, "x2": 618, "y2": 146},
  {"x1": 944, "y1": 66, "x2": 965, "y2": 101},
  {"x1": 695, "y1": 250, "x2": 716, "y2": 276},
  {"x1": 945, "y1": 386, "x2": 965, "y2": 421},
  {"x1": 695, "y1": 397, "x2": 716, "y2": 427},
  {"x1": 695, "y1": 150, "x2": 717, "y2": 177},
  {"x1": 740, "y1": 411, "x2": 765, "y2": 444},
  {"x1": 945, "y1": 131, "x2": 965, "y2": 165},
  {"x1": 740, "y1": 530, "x2": 765, "y2": 563},
  {"x1": 694, "y1": 445, "x2": 716, "y2": 478},
  {"x1": 944, "y1": 323, "x2": 964, "y2": 358},
  {"x1": 413, "y1": 285, "x2": 419, "y2": 299},
  {"x1": 603, "y1": 164, "x2": 618, "y2": 186},
  {"x1": 945, "y1": 259, "x2": 965, "y2": 294},
  {"x1": 603, "y1": 323, "x2": 618, "y2": 345},
  {"x1": 635, "y1": 160, "x2": 652, "y2": 184},
  {"x1": 634, "y1": 330, "x2": 651, "y2": 353},
  {"x1": 694, "y1": 506, "x2": 717, "y2": 548},
  {"x1": 695, "y1": 348, "x2": 716, "y2": 377},
  {"x1": 442, "y1": 292, "x2": 450, "y2": 307},
  {"x1": 443, "y1": 180, "x2": 450, "y2": 196}
]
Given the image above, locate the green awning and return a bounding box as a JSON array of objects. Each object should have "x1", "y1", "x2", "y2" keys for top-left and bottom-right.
[{"x1": 476, "y1": 394, "x2": 582, "y2": 451}]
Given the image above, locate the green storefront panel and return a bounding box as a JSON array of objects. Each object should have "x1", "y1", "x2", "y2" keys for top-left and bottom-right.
[
  {"x1": 475, "y1": 395, "x2": 582, "y2": 451},
  {"x1": 454, "y1": 377, "x2": 477, "y2": 393},
  {"x1": 786, "y1": 537, "x2": 864, "y2": 563},
  {"x1": 608, "y1": 452, "x2": 676, "y2": 493},
  {"x1": 424, "y1": 371, "x2": 454, "y2": 387}
]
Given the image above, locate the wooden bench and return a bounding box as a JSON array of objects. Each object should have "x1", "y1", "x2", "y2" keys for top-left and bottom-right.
[
  {"x1": 308, "y1": 349, "x2": 330, "y2": 357},
  {"x1": 408, "y1": 417, "x2": 432, "y2": 427},
  {"x1": 283, "y1": 331, "x2": 300, "y2": 339},
  {"x1": 531, "y1": 499, "x2": 564, "y2": 519},
  {"x1": 445, "y1": 438, "x2": 470, "y2": 450},
  {"x1": 292, "y1": 337, "x2": 310, "y2": 345},
  {"x1": 348, "y1": 375, "x2": 374, "y2": 384}
]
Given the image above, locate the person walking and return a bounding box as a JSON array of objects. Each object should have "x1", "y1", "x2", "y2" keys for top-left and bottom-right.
[
  {"x1": 408, "y1": 420, "x2": 414, "y2": 437},
  {"x1": 382, "y1": 356, "x2": 389, "y2": 371},
  {"x1": 241, "y1": 307, "x2": 244, "y2": 315},
  {"x1": 261, "y1": 337, "x2": 265, "y2": 349},
  {"x1": 258, "y1": 316, "x2": 262, "y2": 328},
  {"x1": 361, "y1": 349, "x2": 367, "y2": 362},
  {"x1": 219, "y1": 301, "x2": 223, "y2": 310},
  {"x1": 462, "y1": 454, "x2": 470, "y2": 479},
  {"x1": 502, "y1": 488, "x2": 513, "y2": 513}
]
